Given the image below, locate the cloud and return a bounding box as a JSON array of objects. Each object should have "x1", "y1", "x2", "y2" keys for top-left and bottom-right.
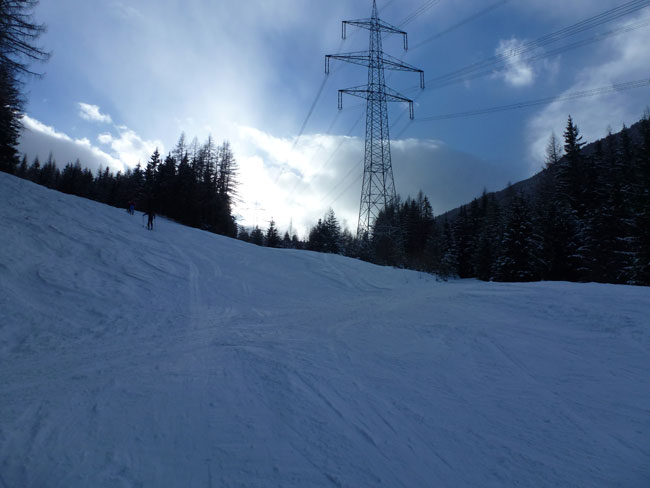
[
  {"x1": 78, "y1": 103, "x2": 112, "y2": 124},
  {"x1": 18, "y1": 115, "x2": 164, "y2": 175},
  {"x1": 19, "y1": 116, "x2": 125, "y2": 174},
  {"x1": 110, "y1": 2, "x2": 144, "y2": 21},
  {"x1": 233, "y1": 126, "x2": 512, "y2": 237},
  {"x1": 96, "y1": 127, "x2": 163, "y2": 168},
  {"x1": 494, "y1": 38, "x2": 537, "y2": 88},
  {"x1": 526, "y1": 18, "x2": 650, "y2": 171}
]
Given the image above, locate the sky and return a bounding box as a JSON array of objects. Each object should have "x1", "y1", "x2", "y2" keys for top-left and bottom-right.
[{"x1": 18, "y1": 0, "x2": 650, "y2": 237}]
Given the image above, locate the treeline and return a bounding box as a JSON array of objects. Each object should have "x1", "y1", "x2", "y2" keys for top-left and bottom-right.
[
  {"x1": 7, "y1": 135, "x2": 240, "y2": 237},
  {"x1": 249, "y1": 114, "x2": 649, "y2": 286},
  {"x1": 237, "y1": 209, "x2": 359, "y2": 255}
]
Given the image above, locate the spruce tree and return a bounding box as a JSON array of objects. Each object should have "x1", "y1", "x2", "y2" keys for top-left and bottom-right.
[
  {"x1": 632, "y1": 112, "x2": 650, "y2": 284},
  {"x1": 250, "y1": 226, "x2": 264, "y2": 246},
  {"x1": 265, "y1": 219, "x2": 280, "y2": 248},
  {"x1": 495, "y1": 193, "x2": 540, "y2": 282},
  {"x1": 0, "y1": 0, "x2": 49, "y2": 173},
  {"x1": 438, "y1": 218, "x2": 458, "y2": 279}
]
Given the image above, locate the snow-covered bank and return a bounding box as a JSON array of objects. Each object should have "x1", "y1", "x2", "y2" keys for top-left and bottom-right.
[{"x1": 1, "y1": 172, "x2": 649, "y2": 487}]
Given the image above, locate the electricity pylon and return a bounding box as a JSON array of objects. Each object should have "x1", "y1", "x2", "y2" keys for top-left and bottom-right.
[{"x1": 326, "y1": 0, "x2": 424, "y2": 238}]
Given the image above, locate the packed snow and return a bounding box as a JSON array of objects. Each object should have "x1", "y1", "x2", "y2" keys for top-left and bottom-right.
[{"x1": 0, "y1": 172, "x2": 649, "y2": 487}]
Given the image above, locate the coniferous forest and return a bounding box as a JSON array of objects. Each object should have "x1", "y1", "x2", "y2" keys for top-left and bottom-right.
[{"x1": 8, "y1": 136, "x2": 239, "y2": 237}]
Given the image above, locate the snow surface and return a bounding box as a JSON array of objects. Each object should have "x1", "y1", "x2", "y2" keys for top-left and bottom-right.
[{"x1": 1, "y1": 171, "x2": 649, "y2": 487}]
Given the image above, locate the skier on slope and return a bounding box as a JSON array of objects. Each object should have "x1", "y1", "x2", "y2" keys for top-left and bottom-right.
[
  {"x1": 144, "y1": 210, "x2": 155, "y2": 230},
  {"x1": 143, "y1": 200, "x2": 156, "y2": 230}
]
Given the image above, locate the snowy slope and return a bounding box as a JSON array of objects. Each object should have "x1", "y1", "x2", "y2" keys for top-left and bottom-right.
[{"x1": 1, "y1": 172, "x2": 649, "y2": 488}]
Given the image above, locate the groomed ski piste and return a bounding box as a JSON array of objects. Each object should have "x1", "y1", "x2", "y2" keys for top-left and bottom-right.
[{"x1": 0, "y1": 171, "x2": 649, "y2": 487}]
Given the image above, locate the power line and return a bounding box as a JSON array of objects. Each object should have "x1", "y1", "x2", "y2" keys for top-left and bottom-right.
[
  {"x1": 328, "y1": 171, "x2": 363, "y2": 209},
  {"x1": 321, "y1": 101, "x2": 416, "y2": 208},
  {"x1": 276, "y1": 0, "x2": 444, "y2": 187},
  {"x1": 325, "y1": 77, "x2": 650, "y2": 208},
  {"x1": 415, "y1": 77, "x2": 650, "y2": 122},
  {"x1": 410, "y1": 0, "x2": 510, "y2": 51},
  {"x1": 292, "y1": 75, "x2": 329, "y2": 151},
  {"x1": 406, "y1": 15, "x2": 650, "y2": 94},
  {"x1": 287, "y1": 110, "x2": 364, "y2": 196},
  {"x1": 319, "y1": 2, "x2": 650, "y2": 210},
  {"x1": 397, "y1": 0, "x2": 442, "y2": 28},
  {"x1": 320, "y1": 0, "x2": 504, "y2": 208},
  {"x1": 423, "y1": 0, "x2": 650, "y2": 89}
]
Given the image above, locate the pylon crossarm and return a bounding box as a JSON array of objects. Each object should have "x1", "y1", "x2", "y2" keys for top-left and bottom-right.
[
  {"x1": 342, "y1": 19, "x2": 408, "y2": 49},
  {"x1": 384, "y1": 87, "x2": 415, "y2": 119},
  {"x1": 325, "y1": 52, "x2": 371, "y2": 73},
  {"x1": 343, "y1": 19, "x2": 406, "y2": 36},
  {"x1": 381, "y1": 53, "x2": 422, "y2": 74},
  {"x1": 338, "y1": 87, "x2": 370, "y2": 109}
]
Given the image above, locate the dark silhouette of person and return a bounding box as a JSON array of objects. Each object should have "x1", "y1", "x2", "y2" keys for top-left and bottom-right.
[{"x1": 145, "y1": 211, "x2": 155, "y2": 230}]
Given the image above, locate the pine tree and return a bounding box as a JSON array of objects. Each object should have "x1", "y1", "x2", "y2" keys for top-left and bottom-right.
[
  {"x1": 495, "y1": 193, "x2": 540, "y2": 282},
  {"x1": 40, "y1": 152, "x2": 57, "y2": 188},
  {"x1": 323, "y1": 209, "x2": 341, "y2": 253},
  {"x1": 453, "y1": 205, "x2": 475, "y2": 278},
  {"x1": 265, "y1": 219, "x2": 280, "y2": 248},
  {"x1": 438, "y1": 218, "x2": 458, "y2": 279},
  {"x1": 556, "y1": 116, "x2": 591, "y2": 279},
  {"x1": 473, "y1": 191, "x2": 501, "y2": 281},
  {"x1": 157, "y1": 153, "x2": 177, "y2": 217},
  {"x1": 632, "y1": 112, "x2": 650, "y2": 284},
  {"x1": 144, "y1": 148, "x2": 161, "y2": 211},
  {"x1": 282, "y1": 231, "x2": 292, "y2": 248},
  {"x1": 372, "y1": 203, "x2": 402, "y2": 266},
  {"x1": 237, "y1": 226, "x2": 251, "y2": 242},
  {"x1": 0, "y1": 0, "x2": 49, "y2": 173},
  {"x1": 26, "y1": 155, "x2": 40, "y2": 182},
  {"x1": 250, "y1": 226, "x2": 264, "y2": 246},
  {"x1": 558, "y1": 116, "x2": 587, "y2": 214},
  {"x1": 16, "y1": 154, "x2": 27, "y2": 177}
]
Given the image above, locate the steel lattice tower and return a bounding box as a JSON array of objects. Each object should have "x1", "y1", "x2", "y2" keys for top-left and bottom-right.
[{"x1": 326, "y1": 0, "x2": 424, "y2": 238}]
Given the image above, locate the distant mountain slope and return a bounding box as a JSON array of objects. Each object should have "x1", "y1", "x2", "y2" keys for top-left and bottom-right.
[
  {"x1": 439, "y1": 118, "x2": 647, "y2": 222},
  {"x1": 1, "y1": 172, "x2": 649, "y2": 487}
]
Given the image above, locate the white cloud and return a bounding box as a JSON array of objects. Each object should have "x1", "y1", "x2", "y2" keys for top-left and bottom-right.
[
  {"x1": 96, "y1": 128, "x2": 163, "y2": 168},
  {"x1": 97, "y1": 133, "x2": 113, "y2": 145},
  {"x1": 19, "y1": 115, "x2": 164, "y2": 176},
  {"x1": 526, "y1": 18, "x2": 650, "y2": 171},
  {"x1": 494, "y1": 38, "x2": 537, "y2": 88},
  {"x1": 78, "y1": 103, "x2": 112, "y2": 124},
  {"x1": 19, "y1": 116, "x2": 125, "y2": 173}
]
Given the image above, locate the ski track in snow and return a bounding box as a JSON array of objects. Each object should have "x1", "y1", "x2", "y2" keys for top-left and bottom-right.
[{"x1": 1, "y1": 172, "x2": 649, "y2": 487}]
